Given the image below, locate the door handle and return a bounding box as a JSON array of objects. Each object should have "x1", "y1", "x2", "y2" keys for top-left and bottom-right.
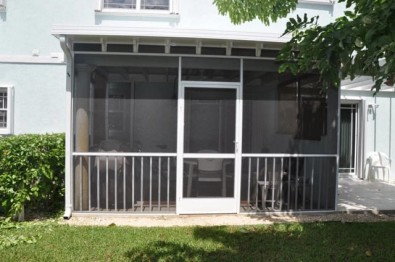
[{"x1": 233, "y1": 141, "x2": 239, "y2": 153}]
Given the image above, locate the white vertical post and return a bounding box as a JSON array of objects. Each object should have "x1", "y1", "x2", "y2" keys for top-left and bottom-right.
[
  {"x1": 335, "y1": 87, "x2": 341, "y2": 211},
  {"x1": 235, "y1": 58, "x2": 243, "y2": 213},
  {"x1": 60, "y1": 36, "x2": 73, "y2": 218},
  {"x1": 176, "y1": 57, "x2": 183, "y2": 214}
]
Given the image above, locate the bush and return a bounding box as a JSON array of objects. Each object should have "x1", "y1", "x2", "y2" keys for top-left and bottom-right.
[{"x1": 0, "y1": 134, "x2": 65, "y2": 218}]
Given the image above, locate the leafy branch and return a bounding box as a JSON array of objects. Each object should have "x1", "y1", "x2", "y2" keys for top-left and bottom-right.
[{"x1": 214, "y1": 0, "x2": 395, "y2": 93}]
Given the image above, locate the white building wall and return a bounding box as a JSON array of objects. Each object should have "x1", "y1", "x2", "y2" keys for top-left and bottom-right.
[
  {"x1": 0, "y1": 1, "x2": 95, "y2": 134},
  {"x1": 0, "y1": 1, "x2": 345, "y2": 56},
  {"x1": 0, "y1": 1, "x2": 95, "y2": 56},
  {"x1": 0, "y1": 63, "x2": 66, "y2": 134},
  {"x1": 341, "y1": 90, "x2": 395, "y2": 182},
  {"x1": 0, "y1": 1, "x2": 346, "y2": 135},
  {"x1": 96, "y1": 1, "x2": 342, "y2": 32}
]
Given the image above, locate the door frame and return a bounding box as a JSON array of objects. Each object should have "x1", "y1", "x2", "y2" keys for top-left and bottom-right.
[
  {"x1": 176, "y1": 81, "x2": 242, "y2": 214},
  {"x1": 339, "y1": 98, "x2": 366, "y2": 178}
]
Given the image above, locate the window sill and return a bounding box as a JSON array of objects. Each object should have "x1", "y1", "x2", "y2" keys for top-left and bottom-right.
[
  {"x1": 95, "y1": 9, "x2": 180, "y2": 19},
  {"x1": 298, "y1": 0, "x2": 335, "y2": 5},
  {"x1": 0, "y1": 127, "x2": 12, "y2": 135}
]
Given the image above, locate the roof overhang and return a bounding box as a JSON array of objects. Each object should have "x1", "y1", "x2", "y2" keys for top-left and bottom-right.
[
  {"x1": 341, "y1": 76, "x2": 395, "y2": 92},
  {"x1": 52, "y1": 25, "x2": 288, "y2": 50}
]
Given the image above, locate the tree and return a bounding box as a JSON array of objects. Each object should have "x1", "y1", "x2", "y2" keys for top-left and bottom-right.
[{"x1": 214, "y1": 0, "x2": 395, "y2": 92}]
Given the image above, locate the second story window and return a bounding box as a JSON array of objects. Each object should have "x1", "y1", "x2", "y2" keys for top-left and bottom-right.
[{"x1": 103, "y1": 0, "x2": 170, "y2": 11}]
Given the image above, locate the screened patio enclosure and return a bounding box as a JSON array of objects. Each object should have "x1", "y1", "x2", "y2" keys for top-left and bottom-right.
[{"x1": 71, "y1": 52, "x2": 338, "y2": 214}]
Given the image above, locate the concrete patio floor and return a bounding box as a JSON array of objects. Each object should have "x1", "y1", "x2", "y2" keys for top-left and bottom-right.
[
  {"x1": 337, "y1": 176, "x2": 395, "y2": 212},
  {"x1": 63, "y1": 176, "x2": 395, "y2": 227}
]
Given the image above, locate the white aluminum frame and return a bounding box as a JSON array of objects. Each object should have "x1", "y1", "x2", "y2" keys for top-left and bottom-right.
[
  {"x1": 339, "y1": 98, "x2": 365, "y2": 178},
  {"x1": 66, "y1": 48, "x2": 341, "y2": 215},
  {"x1": 98, "y1": 0, "x2": 178, "y2": 14},
  {"x1": 0, "y1": 85, "x2": 14, "y2": 135},
  {"x1": 176, "y1": 76, "x2": 242, "y2": 214}
]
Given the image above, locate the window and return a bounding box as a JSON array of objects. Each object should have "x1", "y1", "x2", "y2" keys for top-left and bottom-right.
[
  {"x1": 0, "y1": 0, "x2": 6, "y2": 11},
  {"x1": 102, "y1": 0, "x2": 175, "y2": 12},
  {"x1": 299, "y1": 0, "x2": 335, "y2": 5},
  {"x1": 0, "y1": 86, "x2": 13, "y2": 134}
]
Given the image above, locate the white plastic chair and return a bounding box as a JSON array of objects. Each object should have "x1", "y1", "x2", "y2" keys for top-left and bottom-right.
[
  {"x1": 257, "y1": 160, "x2": 283, "y2": 211},
  {"x1": 197, "y1": 150, "x2": 226, "y2": 196},
  {"x1": 365, "y1": 152, "x2": 391, "y2": 182}
]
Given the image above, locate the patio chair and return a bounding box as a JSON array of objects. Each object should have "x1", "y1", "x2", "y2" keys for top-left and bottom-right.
[
  {"x1": 93, "y1": 140, "x2": 128, "y2": 209},
  {"x1": 257, "y1": 160, "x2": 284, "y2": 211},
  {"x1": 365, "y1": 152, "x2": 391, "y2": 182},
  {"x1": 196, "y1": 150, "x2": 227, "y2": 197}
]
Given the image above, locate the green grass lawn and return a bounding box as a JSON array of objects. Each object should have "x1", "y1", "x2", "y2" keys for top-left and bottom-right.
[{"x1": 1, "y1": 220, "x2": 395, "y2": 261}]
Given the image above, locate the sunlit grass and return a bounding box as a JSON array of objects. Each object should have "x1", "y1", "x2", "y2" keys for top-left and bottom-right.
[{"x1": 1, "y1": 220, "x2": 394, "y2": 261}]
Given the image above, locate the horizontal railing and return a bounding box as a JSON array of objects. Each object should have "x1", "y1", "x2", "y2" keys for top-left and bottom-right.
[
  {"x1": 72, "y1": 153, "x2": 177, "y2": 213},
  {"x1": 240, "y1": 154, "x2": 337, "y2": 213}
]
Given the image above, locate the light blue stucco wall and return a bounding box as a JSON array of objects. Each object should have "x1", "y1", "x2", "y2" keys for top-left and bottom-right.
[
  {"x1": 0, "y1": 1, "x2": 347, "y2": 136},
  {"x1": 0, "y1": 63, "x2": 66, "y2": 134},
  {"x1": 0, "y1": 1, "x2": 95, "y2": 56},
  {"x1": 0, "y1": 1, "x2": 96, "y2": 134},
  {"x1": 95, "y1": 1, "x2": 342, "y2": 32},
  {"x1": 0, "y1": 1, "x2": 346, "y2": 56},
  {"x1": 341, "y1": 90, "x2": 395, "y2": 182}
]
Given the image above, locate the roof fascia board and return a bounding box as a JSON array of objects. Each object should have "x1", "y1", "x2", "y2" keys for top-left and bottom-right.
[{"x1": 52, "y1": 25, "x2": 290, "y2": 44}]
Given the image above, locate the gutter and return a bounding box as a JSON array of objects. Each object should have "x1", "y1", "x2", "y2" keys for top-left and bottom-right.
[{"x1": 59, "y1": 36, "x2": 73, "y2": 220}]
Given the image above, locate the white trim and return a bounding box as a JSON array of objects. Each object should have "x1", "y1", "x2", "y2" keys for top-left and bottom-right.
[
  {"x1": 60, "y1": 36, "x2": 74, "y2": 218},
  {"x1": 52, "y1": 26, "x2": 289, "y2": 43},
  {"x1": 341, "y1": 76, "x2": 395, "y2": 92},
  {"x1": 177, "y1": 80, "x2": 241, "y2": 214},
  {"x1": 0, "y1": 55, "x2": 65, "y2": 65},
  {"x1": 72, "y1": 152, "x2": 177, "y2": 157},
  {"x1": 235, "y1": 58, "x2": 243, "y2": 214},
  {"x1": 299, "y1": 0, "x2": 335, "y2": 5},
  {"x1": 241, "y1": 153, "x2": 338, "y2": 157},
  {"x1": 339, "y1": 97, "x2": 366, "y2": 179},
  {"x1": 72, "y1": 51, "x2": 279, "y2": 61},
  {"x1": 96, "y1": 0, "x2": 179, "y2": 14},
  {"x1": 335, "y1": 84, "x2": 341, "y2": 211},
  {"x1": 0, "y1": 85, "x2": 13, "y2": 135},
  {"x1": 180, "y1": 81, "x2": 240, "y2": 89},
  {"x1": 175, "y1": 57, "x2": 183, "y2": 214},
  {"x1": 95, "y1": 9, "x2": 180, "y2": 18},
  {"x1": 183, "y1": 153, "x2": 235, "y2": 159}
]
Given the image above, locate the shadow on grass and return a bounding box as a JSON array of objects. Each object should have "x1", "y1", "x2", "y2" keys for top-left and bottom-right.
[
  {"x1": 124, "y1": 240, "x2": 233, "y2": 262},
  {"x1": 123, "y1": 222, "x2": 395, "y2": 261},
  {"x1": 124, "y1": 222, "x2": 395, "y2": 261}
]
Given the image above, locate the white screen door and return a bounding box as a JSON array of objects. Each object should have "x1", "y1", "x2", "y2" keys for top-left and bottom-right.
[{"x1": 177, "y1": 81, "x2": 241, "y2": 214}]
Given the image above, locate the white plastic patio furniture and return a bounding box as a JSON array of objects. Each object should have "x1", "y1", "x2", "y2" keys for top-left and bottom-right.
[
  {"x1": 185, "y1": 159, "x2": 198, "y2": 197},
  {"x1": 365, "y1": 152, "x2": 391, "y2": 182},
  {"x1": 197, "y1": 156, "x2": 226, "y2": 197},
  {"x1": 185, "y1": 150, "x2": 232, "y2": 197},
  {"x1": 257, "y1": 164, "x2": 283, "y2": 211}
]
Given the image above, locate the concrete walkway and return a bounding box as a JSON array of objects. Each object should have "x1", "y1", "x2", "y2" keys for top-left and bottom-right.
[
  {"x1": 337, "y1": 176, "x2": 395, "y2": 212},
  {"x1": 65, "y1": 212, "x2": 395, "y2": 227}
]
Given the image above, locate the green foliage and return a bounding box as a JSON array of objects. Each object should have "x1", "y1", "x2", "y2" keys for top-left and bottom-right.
[
  {"x1": 214, "y1": 0, "x2": 297, "y2": 25},
  {"x1": 278, "y1": 0, "x2": 395, "y2": 93},
  {"x1": 0, "y1": 134, "x2": 65, "y2": 218},
  {"x1": 214, "y1": 0, "x2": 395, "y2": 93},
  {"x1": 0, "y1": 219, "x2": 55, "y2": 250}
]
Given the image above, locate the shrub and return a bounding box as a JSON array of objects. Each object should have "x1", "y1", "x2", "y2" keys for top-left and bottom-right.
[{"x1": 0, "y1": 134, "x2": 65, "y2": 218}]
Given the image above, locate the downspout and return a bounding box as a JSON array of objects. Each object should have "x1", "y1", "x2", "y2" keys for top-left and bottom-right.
[{"x1": 60, "y1": 35, "x2": 73, "y2": 219}]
